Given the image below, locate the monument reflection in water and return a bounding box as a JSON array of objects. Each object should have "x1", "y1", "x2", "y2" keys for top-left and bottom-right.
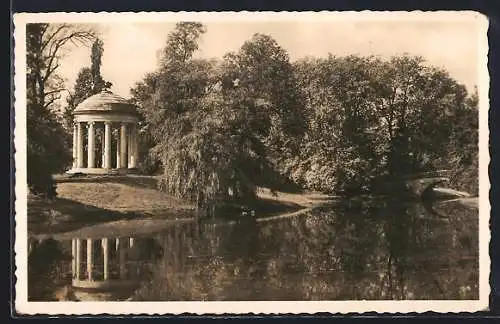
[
  {"x1": 30, "y1": 198, "x2": 478, "y2": 302},
  {"x1": 66, "y1": 234, "x2": 164, "y2": 301},
  {"x1": 71, "y1": 236, "x2": 137, "y2": 290}
]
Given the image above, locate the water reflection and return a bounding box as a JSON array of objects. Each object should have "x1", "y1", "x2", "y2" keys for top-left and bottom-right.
[{"x1": 28, "y1": 198, "x2": 478, "y2": 301}]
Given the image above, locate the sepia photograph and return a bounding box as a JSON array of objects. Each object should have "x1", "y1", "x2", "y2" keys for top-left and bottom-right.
[{"x1": 14, "y1": 11, "x2": 489, "y2": 314}]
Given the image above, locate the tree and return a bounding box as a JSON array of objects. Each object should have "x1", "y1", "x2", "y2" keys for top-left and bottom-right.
[
  {"x1": 131, "y1": 22, "x2": 222, "y2": 209},
  {"x1": 63, "y1": 37, "x2": 112, "y2": 130},
  {"x1": 219, "y1": 34, "x2": 307, "y2": 189},
  {"x1": 89, "y1": 38, "x2": 112, "y2": 92},
  {"x1": 26, "y1": 23, "x2": 96, "y2": 196},
  {"x1": 160, "y1": 22, "x2": 206, "y2": 65},
  {"x1": 27, "y1": 24, "x2": 95, "y2": 110},
  {"x1": 445, "y1": 88, "x2": 479, "y2": 195},
  {"x1": 291, "y1": 54, "x2": 477, "y2": 195},
  {"x1": 371, "y1": 56, "x2": 476, "y2": 181},
  {"x1": 132, "y1": 24, "x2": 295, "y2": 214},
  {"x1": 129, "y1": 72, "x2": 162, "y2": 174},
  {"x1": 290, "y1": 55, "x2": 383, "y2": 193}
]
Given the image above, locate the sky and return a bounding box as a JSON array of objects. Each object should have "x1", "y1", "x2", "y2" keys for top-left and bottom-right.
[{"x1": 57, "y1": 18, "x2": 483, "y2": 99}]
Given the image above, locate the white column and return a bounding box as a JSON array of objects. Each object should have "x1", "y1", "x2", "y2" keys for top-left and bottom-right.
[
  {"x1": 71, "y1": 239, "x2": 76, "y2": 276},
  {"x1": 133, "y1": 124, "x2": 139, "y2": 168},
  {"x1": 127, "y1": 126, "x2": 132, "y2": 168},
  {"x1": 72, "y1": 123, "x2": 78, "y2": 169},
  {"x1": 76, "y1": 239, "x2": 81, "y2": 280},
  {"x1": 77, "y1": 122, "x2": 84, "y2": 168},
  {"x1": 104, "y1": 122, "x2": 112, "y2": 169},
  {"x1": 119, "y1": 239, "x2": 126, "y2": 279},
  {"x1": 102, "y1": 238, "x2": 109, "y2": 280},
  {"x1": 87, "y1": 239, "x2": 93, "y2": 280},
  {"x1": 87, "y1": 122, "x2": 95, "y2": 168},
  {"x1": 129, "y1": 124, "x2": 138, "y2": 168},
  {"x1": 129, "y1": 237, "x2": 134, "y2": 248},
  {"x1": 120, "y1": 123, "x2": 128, "y2": 168},
  {"x1": 116, "y1": 128, "x2": 121, "y2": 169},
  {"x1": 101, "y1": 125, "x2": 106, "y2": 168}
]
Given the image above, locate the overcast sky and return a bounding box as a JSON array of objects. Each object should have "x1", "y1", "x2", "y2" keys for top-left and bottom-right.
[{"x1": 57, "y1": 18, "x2": 482, "y2": 99}]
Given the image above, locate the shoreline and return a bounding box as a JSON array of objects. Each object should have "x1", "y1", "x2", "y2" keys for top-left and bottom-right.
[
  {"x1": 29, "y1": 186, "x2": 335, "y2": 240},
  {"x1": 28, "y1": 174, "x2": 474, "y2": 240}
]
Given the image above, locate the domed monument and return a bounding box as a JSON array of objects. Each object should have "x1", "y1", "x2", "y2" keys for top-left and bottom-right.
[{"x1": 67, "y1": 90, "x2": 140, "y2": 174}]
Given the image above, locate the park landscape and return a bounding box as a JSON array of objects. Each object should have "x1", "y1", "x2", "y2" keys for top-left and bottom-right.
[{"x1": 23, "y1": 18, "x2": 481, "y2": 304}]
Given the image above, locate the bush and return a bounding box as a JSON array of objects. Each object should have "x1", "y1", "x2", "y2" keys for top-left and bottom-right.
[
  {"x1": 449, "y1": 156, "x2": 479, "y2": 196},
  {"x1": 27, "y1": 157, "x2": 57, "y2": 198},
  {"x1": 27, "y1": 103, "x2": 72, "y2": 198}
]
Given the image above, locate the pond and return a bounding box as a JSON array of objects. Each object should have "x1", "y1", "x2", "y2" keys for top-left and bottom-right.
[{"x1": 28, "y1": 198, "x2": 478, "y2": 301}]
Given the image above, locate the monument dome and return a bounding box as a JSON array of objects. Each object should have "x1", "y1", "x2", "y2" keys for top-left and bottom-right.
[{"x1": 74, "y1": 90, "x2": 138, "y2": 115}]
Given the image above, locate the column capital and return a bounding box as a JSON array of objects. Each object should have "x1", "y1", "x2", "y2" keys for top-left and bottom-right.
[
  {"x1": 104, "y1": 121, "x2": 113, "y2": 125},
  {"x1": 88, "y1": 121, "x2": 95, "y2": 126}
]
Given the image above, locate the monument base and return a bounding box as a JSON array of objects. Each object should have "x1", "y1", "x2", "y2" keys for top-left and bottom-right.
[
  {"x1": 72, "y1": 278, "x2": 137, "y2": 290},
  {"x1": 66, "y1": 167, "x2": 139, "y2": 175}
]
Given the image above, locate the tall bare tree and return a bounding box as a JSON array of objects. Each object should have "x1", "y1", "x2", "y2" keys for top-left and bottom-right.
[
  {"x1": 26, "y1": 23, "x2": 96, "y2": 110},
  {"x1": 26, "y1": 23, "x2": 96, "y2": 196}
]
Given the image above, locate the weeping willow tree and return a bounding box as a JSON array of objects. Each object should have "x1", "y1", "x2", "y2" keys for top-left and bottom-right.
[
  {"x1": 154, "y1": 94, "x2": 263, "y2": 211},
  {"x1": 131, "y1": 23, "x2": 308, "y2": 215},
  {"x1": 131, "y1": 23, "x2": 270, "y2": 214}
]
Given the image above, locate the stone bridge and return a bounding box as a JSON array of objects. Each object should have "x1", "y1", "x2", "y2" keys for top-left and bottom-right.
[{"x1": 402, "y1": 170, "x2": 453, "y2": 197}]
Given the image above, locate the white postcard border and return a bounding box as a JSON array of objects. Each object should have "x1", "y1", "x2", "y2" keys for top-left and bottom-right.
[{"x1": 13, "y1": 11, "x2": 490, "y2": 315}]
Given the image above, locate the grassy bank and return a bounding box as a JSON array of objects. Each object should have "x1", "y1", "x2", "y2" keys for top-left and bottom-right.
[
  {"x1": 29, "y1": 175, "x2": 336, "y2": 237},
  {"x1": 28, "y1": 175, "x2": 195, "y2": 236}
]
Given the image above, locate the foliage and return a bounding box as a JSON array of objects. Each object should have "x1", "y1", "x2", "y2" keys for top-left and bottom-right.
[
  {"x1": 131, "y1": 24, "x2": 305, "y2": 212},
  {"x1": 28, "y1": 238, "x2": 71, "y2": 300},
  {"x1": 132, "y1": 199, "x2": 478, "y2": 301},
  {"x1": 291, "y1": 55, "x2": 478, "y2": 195},
  {"x1": 63, "y1": 37, "x2": 112, "y2": 130},
  {"x1": 128, "y1": 72, "x2": 161, "y2": 174},
  {"x1": 446, "y1": 90, "x2": 479, "y2": 195},
  {"x1": 26, "y1": 23, "x2": 95, "y2": 197},
  {"x1": 27, "y1": 102, "x2": 72, "y2": 196},
  {"x1": 219, "y1": 34, "x2": 307, "y2": 183},
  {"x1": 131, "y1": 23, "x2": 478, "y2": 202}
]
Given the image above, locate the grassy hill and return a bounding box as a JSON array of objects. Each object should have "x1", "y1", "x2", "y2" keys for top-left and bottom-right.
[
  {"x1": 28, "y1": 174, "x2": 336, "y2": 237},
  {"x1": 28, "y1": 175, "x2": 195, "y2": 236}
]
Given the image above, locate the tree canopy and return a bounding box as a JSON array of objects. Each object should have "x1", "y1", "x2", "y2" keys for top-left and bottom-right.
[
  {"x1": 130, "y1": 22, "x2": 478, "y2": 210},
  {"x1": 291, "y1": 54, "x2": 478, "y2": 195}
]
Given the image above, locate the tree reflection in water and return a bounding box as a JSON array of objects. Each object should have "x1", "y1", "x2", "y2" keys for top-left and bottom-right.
[
  {"x1": 28, "y1": 238, "x2": 72, "y2": 300},
  {"x1": 131, "y1": 198, "x2": 478, "y2": 301},
  {"x1": 28, "y1": 198, "x2": 477, "y2": 301}
]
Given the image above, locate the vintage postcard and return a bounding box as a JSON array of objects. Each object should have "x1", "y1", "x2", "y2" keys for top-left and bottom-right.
[{"x1": 13, "y1": 11, "x2": 490, "y2": 315}]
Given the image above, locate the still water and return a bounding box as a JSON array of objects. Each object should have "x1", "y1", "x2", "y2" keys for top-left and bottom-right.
[{"x1": 28, "y1": 198, "x2": 478, "y2": 301}]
